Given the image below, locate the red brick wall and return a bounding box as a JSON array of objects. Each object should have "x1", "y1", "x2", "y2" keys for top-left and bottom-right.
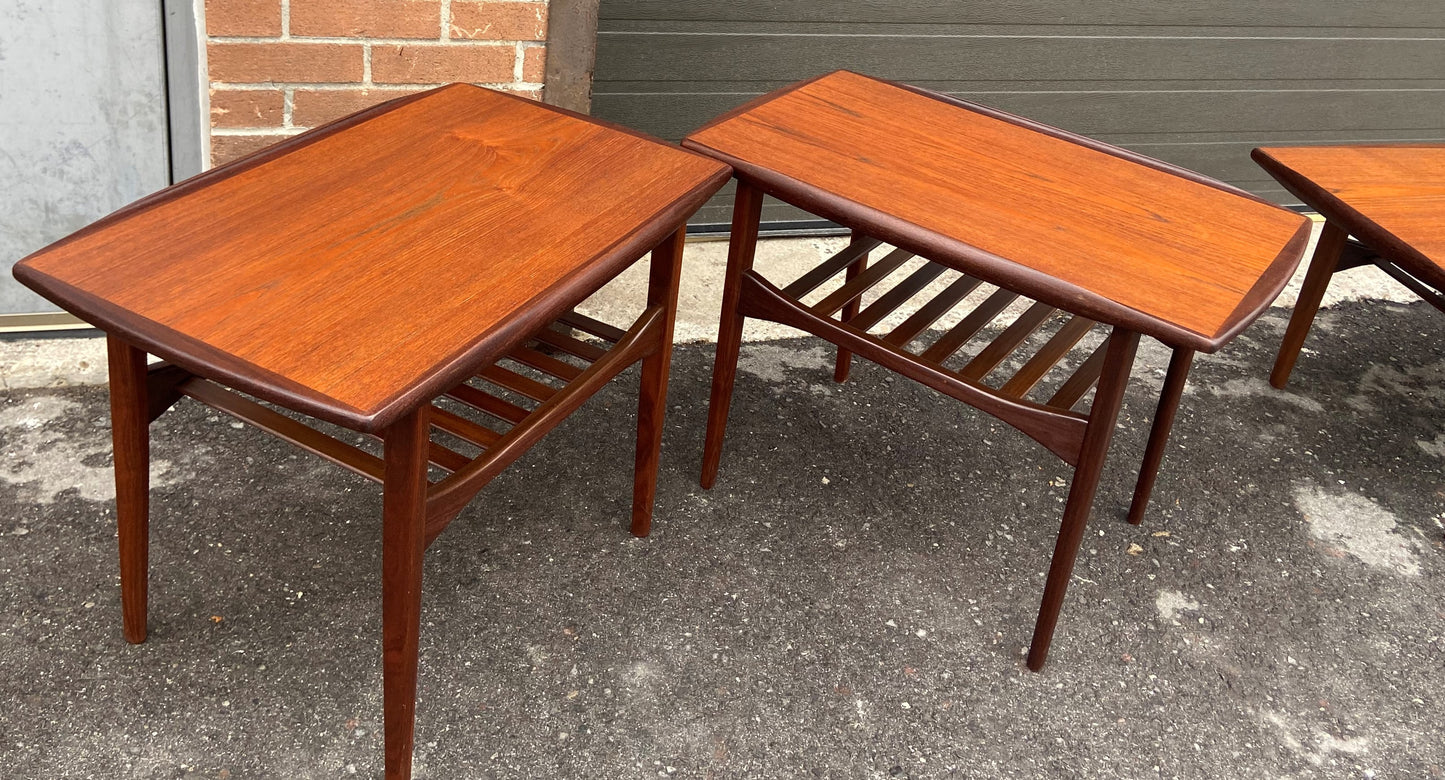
[{"x1": 205, "y1": 0, "x2": 548, "y2": 166}]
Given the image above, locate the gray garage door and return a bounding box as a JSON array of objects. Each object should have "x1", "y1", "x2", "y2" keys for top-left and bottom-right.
[
  {"x1": 0, "y1": 0, "x2": 177, "y2": 318},
  {"x1": 592, "y1": 1, "x2": 1445, "y2": 229}
]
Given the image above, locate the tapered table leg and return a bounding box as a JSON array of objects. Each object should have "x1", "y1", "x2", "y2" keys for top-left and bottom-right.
[
  {"x1": 1028, "y1": 327, "x2": 1139, "y2": 671},
  {"x1": 700, "y1": 181, "x2": 764, "y2": 489},
  {"x1": 107, "y1": 335, "x2": 150, "y2": 644},
  {"x1": 631, "y1": 227, "x2": 687, "y2": 537},
  {"x1": 381, "y1": 409, "x2": 429, "y2": 780},
  {"x1": 1127, "y1": 347, "x2": 1194, "y2": 525},
  {"x1": 1271, "y1": 221, "x2": 1346, "y2": 389},
  {"x1": 833, "y1": 230, "x2": 870, "y2": 383}
]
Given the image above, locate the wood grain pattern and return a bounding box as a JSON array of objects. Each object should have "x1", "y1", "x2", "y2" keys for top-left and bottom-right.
[
  {"x1": 1252, "y1": 145, "x2": 1445, "y2": 291},
  {"x1": 1127, "y1": 348, "x2": 1195, "y2": 526},
  {"x1": 699, "y1": 181, "x2": 764, "y2": 490},
  {"x1": 107, "y1": 336, "x2": 150, "y2": 645},
  {"x1": 15, "y1": 84, "x2": 729, "y2": 432},
  {"x1": 630, "y1": 227, "x2": 686, "y2": 537},
  {"x1": 683, "y1": 70, "x2": 1310, "y2": 351},
  {"x1": 1028, "y1": 326, "x2": 1139, "y2": 671},
  {"x1": 1269, "y1": 221, "x2": 1349, "y2": 389},
  {"x1": 380, "y1": 409, "x2": 430, "y2": 780}
]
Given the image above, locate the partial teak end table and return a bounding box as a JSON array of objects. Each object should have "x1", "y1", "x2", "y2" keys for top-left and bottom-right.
[
  {"x1": 14, "y1": 85, "x2": 729, "y2": 779},
  {"x1": 1252, "y1": 145, "x2": 1445, "y2": 387},
  {"x1": 682, "y1": 70, "x2": 1311, "y2": 670}
]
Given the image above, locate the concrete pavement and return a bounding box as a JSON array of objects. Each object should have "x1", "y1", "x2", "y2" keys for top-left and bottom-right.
[{"x1": 1, "y1": 239, "x2": 1441, "y2": 778}]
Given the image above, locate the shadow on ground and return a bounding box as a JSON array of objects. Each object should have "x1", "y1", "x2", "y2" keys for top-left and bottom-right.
[{"x1": 1, "y1": 299, "x2": 1441, "y2": 779}]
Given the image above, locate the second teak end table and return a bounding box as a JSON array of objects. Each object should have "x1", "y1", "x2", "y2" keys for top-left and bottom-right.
[
  {"x1": 14, "y1": 85, "x2": 729, "y2": 779},
  {"x1": 1252, "y1": 144, "x2": 1445, "y2": 388},
  {"x1": 683, "y1": 70, "x2": 1312, "y2": 671}
]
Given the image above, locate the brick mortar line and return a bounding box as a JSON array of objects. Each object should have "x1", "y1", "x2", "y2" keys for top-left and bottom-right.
[
  {"x1": 440, "y1": 0, "x2": 452, "y2": 41},
  {"x1": 209, "y1": 36, "x2": 536, "y2": 46},
  {"x1": 211, "y1": 81, "x2": 543, "y2": 90},
  {"x1": 280, "y1": 0, "x2": 290, "y2": 39},
  {"x1": 211, "y1": 127, "x2": 303, "y2": 136}
]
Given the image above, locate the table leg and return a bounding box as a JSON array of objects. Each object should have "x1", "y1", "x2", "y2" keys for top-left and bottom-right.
[
  {"x1": 1028, "y1": 327, "x2": 1139, "y2": 671},
  {"x1": 107, "y1": 335, "x2": 150, "y2": 644},
  {"x1": 631, "y1": 227, "x2": 687, "y2": 537},
  {"x1": 1271, "y1": 221, "x2": 1346, "y2": 389},
  {"x1": 833, "y1": 230, "x2": 870, "y2": 383},
  {"x1": 381, "y1": 409, "x2": 429, "y2": 780},
  {"x1": 1126, "y1": 347, "x2": 1194, "y2": 526},
  {"x1": 701, "y1": 181, "x2": 764, "y2": 489}
]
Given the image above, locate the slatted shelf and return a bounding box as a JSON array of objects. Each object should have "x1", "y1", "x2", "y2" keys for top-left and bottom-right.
[
  {"x1": 168, "y1": 309, "x2": 639, "y2": 495},
  {"x1": 763, "y1": 239, "x2": 1119, "y2": 418}
]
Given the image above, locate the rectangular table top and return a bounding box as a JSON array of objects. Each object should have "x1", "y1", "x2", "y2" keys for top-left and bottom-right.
[
  {"x1": 1253, "y1": 145, "x2": 1445, "y2": 291},
  {"x1": 683, "y1": 70, "x2": 1311, "y2": 353},
  {"x1": 16, "y1": 85, "x2": 730, "y2": 431}
]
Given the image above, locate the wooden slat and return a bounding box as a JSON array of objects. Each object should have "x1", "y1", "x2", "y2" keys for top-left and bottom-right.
[
  {"x1": 812, "y1": 247, "x2": 915, "y2": 316},
  {"x1": 1047, "y1": 341, "x2": 1110, "y2": 410},
  {"x1": 781, "y1": 237, "x2": 883, "y2": 298},
  {"x1": 534, "y1": 326, "x2": 607, "y2": 362},
  {"x1": 478, "y1": 365, "x2": 559, "y2": 403},
  {"x1": 180, "y1": 379, "x2": 385, "y2": 483},
  {"x1": 959, "y1": 301, "x2": 1057, "y2": 381},
  {"x1": 919, "y1": 288, "x2": 1019, "y2": 364},
  {"x1": 883, "y1": 274, "x2": 984, "y2": 347},
  {"x1": 846, "y1": 261, "x2": 948, "y2": 332},
  {"x1": 365, "y1": 431, "x2": 472, "y2": 474},
  {"x1": 999, "y1": 315, "x2": 1097, "y2": 398},
  {"x1": 444, "y1": 382, "x2": 530, "y2": 424},
  {"x1": 426, "y1": 442, "x2": 472, "y2": 473},
  {"x1": 509, "y1": 345, "x2": 584, "y2": 381},
  {"x1": 429, "y1": 406, "x2": 502, "y2": 448},
  {"x1": 557, "y1": 310, "x2": 626, "y2": 342}
]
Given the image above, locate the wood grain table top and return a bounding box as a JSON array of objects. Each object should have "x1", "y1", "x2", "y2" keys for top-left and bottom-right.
[
  {"x1": 16, "y1": 85, "x2": 730, "y2": 431},
  {"x1": 1253, "y1": 145, "x2": 1445, "y2": 290},
  {"x1": 683, "y1": 70, "x2": 1311, "y2": 352}
]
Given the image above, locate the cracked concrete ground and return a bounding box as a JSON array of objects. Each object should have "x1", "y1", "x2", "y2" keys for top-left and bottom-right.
[{"x1": 1, "y1": 263, "x2": 1442, "y2": 778}]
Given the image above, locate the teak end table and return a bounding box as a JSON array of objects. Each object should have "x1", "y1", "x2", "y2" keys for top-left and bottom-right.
[
  {"x1": 14, "y1": 84, "x2": 729, "y2": 779},
  {"x1": 1252, "y1": 145, "x2": 1445, "y2": 387},
  {"x1": 682, "y1": 70, "x2": 1311, "y2": 670}
]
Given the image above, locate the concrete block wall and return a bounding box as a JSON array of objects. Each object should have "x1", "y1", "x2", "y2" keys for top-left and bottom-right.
[{"x1": 204, "y1": 0, "x2": 549, "y2": 166}]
